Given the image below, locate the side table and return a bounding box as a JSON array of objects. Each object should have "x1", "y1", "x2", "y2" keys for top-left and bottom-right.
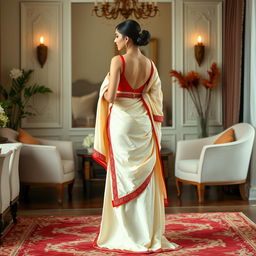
[
  {"x1": 76, "y1": 148, "x2": 173, "y2": 195},
  {"x1": 76, "y1": 149, "x2": 105, "y2": 195}
]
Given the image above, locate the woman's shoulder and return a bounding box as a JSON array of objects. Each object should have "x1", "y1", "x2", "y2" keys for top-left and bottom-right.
[{"x1": 110, "y1": 55, "x2": 123, "y2": 66}]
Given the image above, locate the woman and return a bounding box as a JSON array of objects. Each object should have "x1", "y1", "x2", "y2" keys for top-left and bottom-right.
[{"x1": 92, "y1": 20, "x2": 180, "y2": 253}]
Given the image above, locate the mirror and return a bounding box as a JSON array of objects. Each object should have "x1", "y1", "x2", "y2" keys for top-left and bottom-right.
[{"x1": 72, "y1": 2, "x2": 173, "y2": 128}]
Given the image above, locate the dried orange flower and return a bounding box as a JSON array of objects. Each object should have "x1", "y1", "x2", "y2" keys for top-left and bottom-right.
[
  {"x1": 169, "y1": 63, "x2": 220, "y2": 121},
  {"x1": 201, "y1": 63, "x2": 220, "y2": 89}
]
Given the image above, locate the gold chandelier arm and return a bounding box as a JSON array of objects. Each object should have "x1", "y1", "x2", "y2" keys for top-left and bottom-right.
[{"x1": 93, "y1": 0, "x2": 159, "y2": 19}]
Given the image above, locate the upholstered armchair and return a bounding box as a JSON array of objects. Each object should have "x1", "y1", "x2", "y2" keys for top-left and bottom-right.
[
  {"x1": 1, "y1": 143, "x2": 22, "y2": 223},
  {"x1": 0, "y1": 151, "x2": 12, "y2": 244},
  {"x1": 0, "y1": 128, "x2": 75, "y2": 204},
  {"x1": 175, "y1": 123, "x2": 255, "y2": 202}
]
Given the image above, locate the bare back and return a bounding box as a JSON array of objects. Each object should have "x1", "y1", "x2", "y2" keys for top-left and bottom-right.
[{"x1": 121, "y1": 54, "x2": 152, "y2": 90}]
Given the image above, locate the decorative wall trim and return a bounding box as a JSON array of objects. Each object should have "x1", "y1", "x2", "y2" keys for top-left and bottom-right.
[
  {"x1": 181, "y1": 1, "x2": 222, "y2": 127},
  {"x1": 21, "y1": 2, "x2": 63, "y2": 128},
  {"x1": 249, "y1": 187, "x2": 256, "y2": 201},
  {"x1": 161, "y1": 133, "x2": 176, "y2": 152}
]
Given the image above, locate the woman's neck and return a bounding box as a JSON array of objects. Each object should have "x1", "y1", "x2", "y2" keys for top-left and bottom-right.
[{"x1": 126, "y1": 45, "x2": 141, "y2": 57}]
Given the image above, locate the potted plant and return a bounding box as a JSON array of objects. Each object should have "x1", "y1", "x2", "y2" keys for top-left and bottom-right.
[{"x1": 0, "y1": 68, "x2": 52, "y2": 130}]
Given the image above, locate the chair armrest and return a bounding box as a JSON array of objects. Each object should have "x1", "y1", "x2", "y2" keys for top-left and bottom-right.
[
  {"x1": 0, "y1": 151, "x2": 12, "y2": 212},
  {"x1": 19, "y1": 144, "x2": 64, "y2": 183},
  {"x1": 198, "y1": 140, "x2": 253, "y2": 182},
  {"x1": 38, "y1": 139, "x2": 74, "y2": 161},
  {"x1": 176, "y1": 135, "x2": 217, "y2": 162}
]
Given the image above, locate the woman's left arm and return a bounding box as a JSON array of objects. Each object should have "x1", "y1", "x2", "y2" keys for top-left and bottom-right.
[{"x1": 104, "y1": 56, "x2": 121, "y2": 103}]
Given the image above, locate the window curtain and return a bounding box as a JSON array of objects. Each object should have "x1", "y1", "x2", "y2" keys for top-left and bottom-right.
[
  {"x1": 223, "y1": 0, "x2": 245, "y2": 129},
  {"x1": 243, "y1": 0, "x2": 256, "y2": 126},
  {"x1": 243, "y1": 0, "x2": 256, "y2": 200}
]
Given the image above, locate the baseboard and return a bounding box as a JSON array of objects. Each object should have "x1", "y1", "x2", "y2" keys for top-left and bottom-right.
[{"x1": 249, "y1": 186, "x2": 256, "y2": 200}]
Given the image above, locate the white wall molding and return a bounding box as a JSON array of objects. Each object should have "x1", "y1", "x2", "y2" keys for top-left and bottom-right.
[
  {"x1": 21, "y1": 2, "x2": 63, "y2": 128},
  {"x1": 249, "y1": 187, "x2": 256, "y2": 201},
  {"x1": 182, "y1": 0, "x2": 222, "y2": 127}
]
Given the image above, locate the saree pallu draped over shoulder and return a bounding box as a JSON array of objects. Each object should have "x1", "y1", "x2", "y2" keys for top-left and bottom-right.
[{"x1": 92, "y1": 62, "x2": 180, "y2": 253}]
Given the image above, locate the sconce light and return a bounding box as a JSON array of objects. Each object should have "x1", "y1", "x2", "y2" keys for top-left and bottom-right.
[
  {"x1": 194, "y1": 35, "x2": 205, "y2": 66},
  {"x1": 37, "y1": 36, "x2": 48, "y2": 68}
]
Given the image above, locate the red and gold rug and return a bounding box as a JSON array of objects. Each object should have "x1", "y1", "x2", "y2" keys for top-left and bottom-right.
[{"x1": 1, "y1": 212, "x2": 255, "y2": 255}]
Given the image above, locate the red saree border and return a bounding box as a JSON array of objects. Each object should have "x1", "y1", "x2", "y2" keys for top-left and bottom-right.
[
  {"x1": 112, "y1": 171, "x2": 154, "y2": 207},
  {"x1": 107, "y1": 105, "x2": 155, "y2": 207},
  {"x1": 116, "y1": 92, "x2": 142, "y2": 98},
  {"x1": 142, "y1": 98, "x2": 168, "y2": 205},
  {"x1": 153, "y1": 115, "x2": 164, "y2": 123},
  {"x1": 92, "y1": 149, "x2": 107, "y2": 170}
]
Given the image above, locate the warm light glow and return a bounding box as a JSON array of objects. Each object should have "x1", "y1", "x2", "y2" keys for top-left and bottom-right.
[
  {"x1": 197, "y1": 35, "x2": 202, "y2": 44},
  {"x1": 93, "y1": 0, "x2": 159, "y2": 19},
  {"x1": 40, "y1": 36, "x2": 45, "y2": 44}
]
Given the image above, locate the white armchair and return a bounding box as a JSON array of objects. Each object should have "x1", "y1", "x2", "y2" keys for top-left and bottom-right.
[
  {"x1": 1, "y1": 143, "x2": 22, "y2": 223},
  {"x1": 175, "y1": 123, "x2": 255, "y2": 202},
  {"x1": 0, "y1": 151, "x2": 12, "y2": 244},
  {"x1": 0, "y1": 128, "x2": 75, "y2": 204}
]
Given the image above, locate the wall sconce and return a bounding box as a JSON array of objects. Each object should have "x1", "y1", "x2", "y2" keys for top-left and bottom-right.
[
  {"x1": 194, "y1": 35, "x2": 205, "y2": 66},
  {"x1": 37, "y1": 36, "x2": 48, "y2": 68}
]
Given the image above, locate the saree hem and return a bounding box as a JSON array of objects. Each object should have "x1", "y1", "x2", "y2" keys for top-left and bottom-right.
[
  {"x1": 93, "y1": 234, "x2": 182, "y2": 254},
  {"x1": 92, "y1": 149, "x2": 107, "y2": 170},
  {"x1": 111, "y1": 170, "x2": 154, "y2": 207}
]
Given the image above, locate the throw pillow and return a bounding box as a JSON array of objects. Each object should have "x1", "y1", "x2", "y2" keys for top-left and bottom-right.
[
  {"x1": 214, "y1": 128, "x2": 236, "y2": 144},
  {"x1": 18, "y1": 128, "x2": 41, "y2": 145},
  {"x1": 72, "y1": 91, "x2": 98, "y2": 120}
]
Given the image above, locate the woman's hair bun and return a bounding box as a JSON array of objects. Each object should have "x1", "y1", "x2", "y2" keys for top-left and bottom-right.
[{"x1": 136, "y1": 30, "x2": 151, "y2": 46}]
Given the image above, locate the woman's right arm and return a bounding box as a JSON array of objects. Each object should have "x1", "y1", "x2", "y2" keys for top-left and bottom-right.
[{"x1": 104, "y1": 56, "x2": 121, "y2": 103}]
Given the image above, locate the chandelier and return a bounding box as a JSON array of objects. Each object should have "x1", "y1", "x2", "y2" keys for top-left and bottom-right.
[{"x1": 93, "y1": 0, "x2": 159, "y2": 20}]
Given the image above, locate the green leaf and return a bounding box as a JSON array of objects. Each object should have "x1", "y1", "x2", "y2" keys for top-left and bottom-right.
[
  {"x1": 24, "y1": 84, "x2": 52, "y2": 98},
  {"x1": 0, "y1": 85, "x2": 9, "y2": 100}
]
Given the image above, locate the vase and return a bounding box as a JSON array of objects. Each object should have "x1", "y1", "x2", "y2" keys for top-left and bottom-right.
[
  {"x1": 197, "y1": 116, "x2": 208, "y2": 138},
  {"x1": 87, "y1": 147, "x2": 93, "y2": 154}
]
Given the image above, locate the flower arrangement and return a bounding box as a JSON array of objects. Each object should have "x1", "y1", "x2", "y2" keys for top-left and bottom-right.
[
  {"x1": 0, "y1": 104, "x2": 9, "y2": 128},
  {"x1": 170, "y1": 63, "x2": 220, "y2": 137},
  {"x1": 83, "y1": 134, "x2": 95, "y2": 153},
  {"x1": 0, "y1": 68, "x2": 53, "y2": 130}
]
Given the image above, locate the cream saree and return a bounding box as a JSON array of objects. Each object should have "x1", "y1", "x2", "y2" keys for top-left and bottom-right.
[{"x1": 92, "y1": 63, "x2": 180, "y2": 253}]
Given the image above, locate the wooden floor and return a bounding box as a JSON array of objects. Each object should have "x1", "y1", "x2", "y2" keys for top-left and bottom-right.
[{"x1": 18, "y1": 179, "x2": 256, "y2": 223}]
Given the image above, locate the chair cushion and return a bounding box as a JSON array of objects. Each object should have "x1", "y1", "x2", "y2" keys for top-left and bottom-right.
[
  {"x1": 177, "y1": 159, "x2": 199, "y2": 174},
  {"x1": 214, "y1": 128, "x2": 236, "y2": 144},
  {"x1": 18, "y1": 129, "x2": 41, "y2": 145},
  {"x1": 62, "y1": 160, "x2": 74, "y2": 174}
]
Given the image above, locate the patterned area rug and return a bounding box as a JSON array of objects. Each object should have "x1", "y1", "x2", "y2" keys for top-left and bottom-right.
[{"x1": 1, "y1": 212, "x2": 255, "y2": 255}]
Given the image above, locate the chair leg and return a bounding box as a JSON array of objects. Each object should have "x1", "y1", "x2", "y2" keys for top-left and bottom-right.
[
  {"x1": 239, "y1": 183, "x2": 248, "y2": 200},
  {"x1": 176, "y1": 179, "x2": 182, "y2": 197},
  {"x1": 68, "y1": 182, "x2": 74, "y2": 200},
  {"x1": 56, "y1": 184, "x2": 64, "y2": 204},
  {"x1": 10, "y1": 202, "x2": 18, "y2": 224},
  {"x1": 197, "y1": 184, "x2": 205, "y2": 203}
]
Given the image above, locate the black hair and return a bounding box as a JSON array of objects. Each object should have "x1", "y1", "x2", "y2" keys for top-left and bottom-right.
[{"x1": 116, "y1": 20, "x2": 151, "y2": 46}]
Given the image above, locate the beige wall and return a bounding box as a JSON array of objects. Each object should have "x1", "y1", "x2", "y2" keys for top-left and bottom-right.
[
  {"x1": 72, "y1": 3, "x2": 172, "y2": 125},
  {"x1": 0, "y1": 0, "x2": 20, "y2": 86}
]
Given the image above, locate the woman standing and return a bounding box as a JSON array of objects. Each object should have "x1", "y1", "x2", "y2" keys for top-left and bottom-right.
[{"x1": 92, "y1": 20, "x2": 180, "y2": 253}]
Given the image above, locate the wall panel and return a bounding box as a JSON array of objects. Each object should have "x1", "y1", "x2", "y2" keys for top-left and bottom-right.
[{"x1": 21, "y1": 2, "x2": 62, "y2": 128}]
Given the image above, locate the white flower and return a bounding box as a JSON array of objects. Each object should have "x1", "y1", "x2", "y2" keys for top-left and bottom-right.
[
  {"x1": 0, "y1": 113, "x2": 8, "y2": 127},
  {"x1": 83, "y1": 134, "x2": 94, "y2": 148},
  {"x1": 9, "y1": 68, "x2": 23, "y2": 79},
  {"x1": 0, "y1": 105, "x2": 5, "y2": 114}
]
